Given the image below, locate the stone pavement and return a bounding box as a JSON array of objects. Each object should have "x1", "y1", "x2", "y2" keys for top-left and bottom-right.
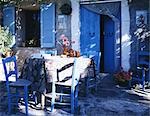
[{"x1": 0, "y1": 73, "x2": 150, "y2": 116}]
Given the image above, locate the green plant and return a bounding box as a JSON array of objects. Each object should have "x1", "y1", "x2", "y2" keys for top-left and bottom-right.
[{"x1": 0, "y1": 26, "x2": 13, "y2": 54}]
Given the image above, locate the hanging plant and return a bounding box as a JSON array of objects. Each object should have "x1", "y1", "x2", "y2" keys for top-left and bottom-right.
[{"x1": 60, "y1": 3, "x2": 72, "y2": 15}]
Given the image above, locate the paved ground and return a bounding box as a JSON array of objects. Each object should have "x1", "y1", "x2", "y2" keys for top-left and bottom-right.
[{"x1": 0, "y1": 74, "x2": 150, "y2": 116}]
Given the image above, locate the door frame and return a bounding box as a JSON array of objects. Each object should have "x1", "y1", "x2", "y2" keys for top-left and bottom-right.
[{"x1": 80, "y1": 2, "x2": 121, "y2": 72}]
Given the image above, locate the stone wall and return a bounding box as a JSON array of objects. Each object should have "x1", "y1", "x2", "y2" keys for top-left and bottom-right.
[
  {"x1": 14, "y1": 47, "x2": 41, "y2": 72},
  {"x1": 14, "y1": 47, "x2": 57, "y2": 73}
]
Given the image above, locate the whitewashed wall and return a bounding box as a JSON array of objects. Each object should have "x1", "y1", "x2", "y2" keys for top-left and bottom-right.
[
  {"x1": 71, "y1": 0, "x2": 80, "y2": 51},
  {"x1": 71, "y1": 0, "x2": 131, "y2": 71},
  {"x1": 121, "y1": 0, "x2": 131, "y2": 71}
]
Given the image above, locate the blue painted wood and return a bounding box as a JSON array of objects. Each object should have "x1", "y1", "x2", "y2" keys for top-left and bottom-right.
[
  {"x1": 104, "y1": 16, "x2": 115, "y2": 73},
  {"x1": 71, "y1": 58, "x2": 82, "y2": 113},
  {"x1": 40, "y1": 3, "x2": 55, "y2": 48},
  {"x1": 85, "y1": 51, "x2": 101, "y2": 73},
  {"x1": 3, "y1": 6, "x2": 15, "y2": 35},
  {"x1": 24, "y1": 86, "x2": 28, "y2": 115},
  {"x1": 80, "y1": 7, "x2": 100, "y2": 73},
  {"x1": 85, "y1": 51, "x2": 101, "y2": 95},
  {"x1": 80, "y1": 7, "x2": 100, "y2": 53},
  {"x1": 129, "y1": 67, "x2": 146, "y2": 90},
  {"x1": 130, "y1": 50, "x2": 150, "y2": 90},
  {"x1": 2, "y1": 56, "x2": 31, "y2": 115}
]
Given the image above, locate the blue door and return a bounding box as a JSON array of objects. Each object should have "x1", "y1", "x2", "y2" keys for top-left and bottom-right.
[
  {"x1": 80, "y1": 7, "x2": 100, "y2": 53},
  {"x1": 3, "y1": 6, "x2": 15, "y2": 35},
  {"x1": 40, "y1": 3, "x2": 55, "y2": 48},
  {"x1": 104, "y1": 16, "x2": 115, "y2": 73},
  {"x1": 80, "y1": 6, "x2": 100, "y2": 71}
]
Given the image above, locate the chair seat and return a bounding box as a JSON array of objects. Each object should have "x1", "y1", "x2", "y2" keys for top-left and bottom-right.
[{"x1": 9, "y1": 79, "x2": 32, "y2": 87}]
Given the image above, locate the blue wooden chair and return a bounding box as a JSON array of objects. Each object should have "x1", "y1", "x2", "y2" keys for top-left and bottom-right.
[
  {"x1": 129, "y1": 51, "x2": 150, "y2": 90},
  {"x1": 45, "y1": 57, "x2": 81, "y2": 113},
  {"x1": 83, "y1": 51, "x2": 101, "y2": 94},
  {"x1": 129, "y1": 67, "x2": 148, "y2": 90},
  {"x1": 2, "y1": 56, "x2": 32, "y2": 115}
]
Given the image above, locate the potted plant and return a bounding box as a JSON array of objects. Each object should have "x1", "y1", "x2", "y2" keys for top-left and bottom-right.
[
  {"x1": 114, "y1": 67, "x2": 132, "y2": 87},
  {"x1": 57, "y1": 34, "x2": 80, "y2": 57},
  {"x1": 0, "y1": 26, "x2": 13, "y2": 58}
]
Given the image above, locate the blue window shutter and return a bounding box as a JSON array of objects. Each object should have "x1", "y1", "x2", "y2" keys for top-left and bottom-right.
[
  {"x1": 40, "y1": 3, "x2": 56, "y2": 48},
  {"x1": 3, "y1": 6, "x2": 15, "y2": 35}
]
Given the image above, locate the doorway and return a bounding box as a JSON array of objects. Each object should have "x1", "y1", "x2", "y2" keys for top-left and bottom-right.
[
  {"x1": 80, "y1": 6, "x2": 119, "y2": 73},
  {"x1": 100, "y1": 15, "x2": 115, "y2": 73},
  {"x1": 17, "y1": 8, "x2": 40, "y2": 47}
]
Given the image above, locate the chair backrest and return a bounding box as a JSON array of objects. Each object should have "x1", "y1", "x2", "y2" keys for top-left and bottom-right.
[
  {"x1": 83, "y1": 51, "x2": 101, "y2": 73},
  {"x1": 71, "y1": 57, "x2": 83, "y2": 89},
  {"x1": 2, "y1": 56, "x2": 18, "y2": 82},
  {"x1": 57, "y1": 62, "x2": 74, "y2": 82}
]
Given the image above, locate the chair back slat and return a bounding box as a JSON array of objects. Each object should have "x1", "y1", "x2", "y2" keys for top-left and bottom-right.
[
  {"x1": 2, "y1": 56, "x2": 18, "y2": 82},
  {"x1": 57, "y1": 62, "x2": 74, "y2": 82}
]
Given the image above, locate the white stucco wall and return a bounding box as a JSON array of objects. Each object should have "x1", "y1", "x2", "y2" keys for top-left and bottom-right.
[
  {"x1": 121, "y1": 0, "x2": 130, "y2": 71},
  {"x1": 71, "y1": 0, "x2": 131, "y2": 71},
  {"x1": 71, "y1": 0, "x2": 80, "y2": 51}
]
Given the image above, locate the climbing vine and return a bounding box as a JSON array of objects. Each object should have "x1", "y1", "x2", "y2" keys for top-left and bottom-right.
[{"x1": 0, "y1": 26, "x2": 13, "y2": 54}]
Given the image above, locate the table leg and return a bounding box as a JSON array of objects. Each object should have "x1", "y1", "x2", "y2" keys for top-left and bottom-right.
[{"x1": 41, "y1": 94, "x2": 45, "y2": 109}]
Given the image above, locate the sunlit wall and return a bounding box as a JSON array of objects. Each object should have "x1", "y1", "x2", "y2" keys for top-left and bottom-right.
[{"x1": 71, "y1": 0, "x2": 131, "y2": 71}]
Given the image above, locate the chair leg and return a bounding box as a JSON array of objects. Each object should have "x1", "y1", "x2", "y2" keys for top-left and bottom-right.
[
  {"x1": 7, "y1": 85, "x2": 11, "y2": 113},
  {"x1": 75, "y1": 85, "x2": 79, "y2": 111},
  {"x1": 95, "y1": 77, "x2": 98, "y2": 92},
  {"x1": 85, "y1": 78, "x2": 89, "y2": 96},
  {"x1": 71, "y1": 88, "x2": 75, "y2": 114},
  {"x1": 7, "y1": 92, "x2": 11, "y2": 113},
  {"x1": 33, "y1": 91, "x2": 37, "y2": 105},
  {"x1": 142, "y1": 81, "x2": 145, "y2": 91},
  {"x1": 51, "y1": 82, "x2": 56, "y2": 112},
  {"x1": 41, "y1": 94, "x2": 45, "y2": 109},
  {"x1": 60, "y1": 87, "x2": 63, "y2": 102},
  {"x1": 129, "y1": 80, "x2": 131, "y2": 89},
  {"x1": 142, "y1": 69, "x2": 145, "y2": 91},
  {"x1": 24, "y1": 86, "x2": 29, "y2": 115},
  {"x1": 16, "y1": 88, "x2": 19, "y2": 107}
]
